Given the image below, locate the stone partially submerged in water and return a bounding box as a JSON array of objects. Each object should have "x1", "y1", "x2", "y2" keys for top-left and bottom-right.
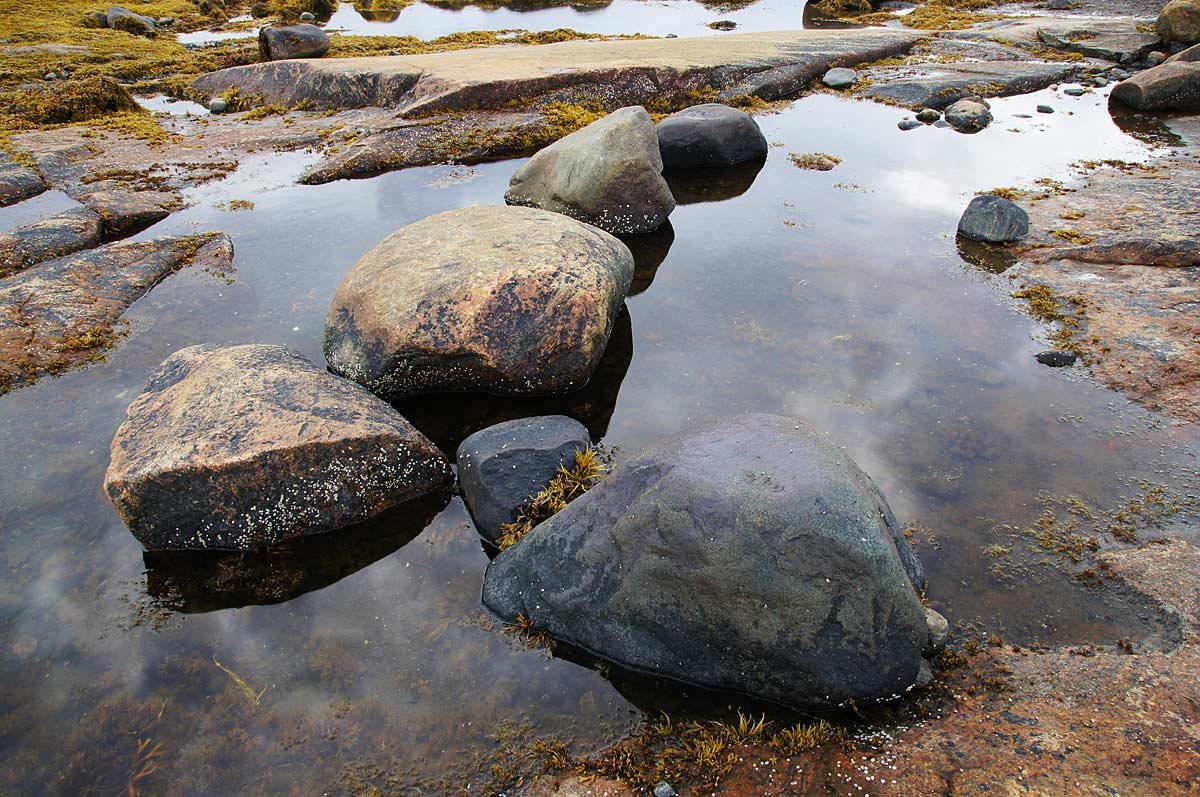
[
  {"x1": 505, "y1": 107, "x2": 676, "y2": 234},
  {"x1": 483, "y1": 413, "x2": 936, "y2": 709},
  {"x1": 104, "y1": 343, "x2": 452, "y2": 551},
  {"x1": 655, "y1": 104, "x2": 768, "y2": 171},
  {"x1": 958, "y1": 194, "x2": 1029, "y2": 243},
  {"x1": 324, "y1": 205, "x2": 634, "y2": 399}
]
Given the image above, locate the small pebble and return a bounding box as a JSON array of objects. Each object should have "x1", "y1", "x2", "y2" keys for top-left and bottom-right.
[
  {"x1": 44, "y1": 72, "x2": 56, "y2": 80},
  {"x1": 1063, "y1": 86, "x2": 1086, "y2": 96},
  {"x1": 299, "y1": 11, "x2": 316, "y2": 21},
  {"x1": 823, "y1": 67, "x2": 858, "y2": 89},
  {"x1": 916, "y1": 108, "x2": 941, "y2": 123},
  {"x1": 898, "y1": 118, "x2": 921, "y2": 131},
  {"x1": 1147, "y1": 51, "x2": 1167, "y2": 66},
  {"x1": 1037, "y1": 104, "x2": 1055, "y2": 113},
  {"x1": 208, "y1": 97, "x2": 228, "y2": 113}
]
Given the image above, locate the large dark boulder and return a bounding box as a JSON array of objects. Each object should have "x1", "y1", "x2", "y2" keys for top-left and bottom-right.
[
  {"x1": 505, "y1": 106, "x2": 675, "y2": 234},
  {"x1": 457, "y1": 415, "x2": 590, "y2": 544},
  {"x1": 655, "y1": 104, "x2": 768, "y2": 171},
  {"x1": 104, "y1": 344, "x2": 452, "y2": 550},
  {"x1": 324, "y1": 205, "x2": 634, "y2": 399},
  {"x1": 259, "y1": 23, "x2": 331, "y2": 61},
  {"x1": 957, "y1": 195, "x2": 1029, "y2": 243},
  {"x1": 482, "y1": 414, "x2": 936, "y2": 709}
]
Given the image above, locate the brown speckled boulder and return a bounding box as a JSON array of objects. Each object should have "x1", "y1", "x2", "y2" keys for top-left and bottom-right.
[
  {"x1": 323, "y1": 205, "x2": 634, "y2": 399},
  {"x1": 505, "y1": 107, "x2": 675, "y2": 234},
  {"x1": 104, "y1": 343, "x2": 451, "y2": 550}
]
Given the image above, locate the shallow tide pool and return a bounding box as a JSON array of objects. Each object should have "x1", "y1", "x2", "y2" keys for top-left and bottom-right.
[{"x1": 1, "y1": 86, "x2": 1198, "y2": 795}]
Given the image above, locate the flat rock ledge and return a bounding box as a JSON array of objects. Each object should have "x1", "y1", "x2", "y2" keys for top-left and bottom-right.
[
  {"x1": 193, "y1": 28, "x2": 925, "y2": 114},
  {"x1": 0, "y1": 233, "x2": 234, "y2": 396},
  {"x1": 104, "y1": 343, "x2": 452, "y2": 550}
]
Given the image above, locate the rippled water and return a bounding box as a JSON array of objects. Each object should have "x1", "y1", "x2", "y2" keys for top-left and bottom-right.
[{"x1": 2, "y1": 84, "x2": 1199, "y2": 795}]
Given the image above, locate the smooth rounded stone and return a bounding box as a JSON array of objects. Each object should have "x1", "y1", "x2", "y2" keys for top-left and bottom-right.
[
  {"x1": 925, "y1": 607, "x2": 950, "y2": 653},
  {"x1": 1036, "y1": 349, "x2": 1079, "y2": 367},
  {"x1": 1091, "y1": 76, "x2": 1109, "y2": 87},
  {"x1": 208, "y1": 97, "x2": 228, "y2": 113},
  {"x1": 1110, "y1": 61, "x2": 1200, "y2": 111},
  {"x1": 1159, "y1": 0, "x2": 1200, "y2": 45},
  {"x1": 916, "y1": 108, "x2": 941, "y2": 123},
  {"x1": 655, "y1": 103, "x2": 768, "y2": 171},
  {"x1": 1147, "y1": 51, "x2": 1169, "y2": 66},
  {"x1": 43, "y1": 72, "x2": 57, "y2": 81},
  {"x1": 822, "y1": 67, "x2": 858, "y2": 89},
  {"x1": 1037, "y1": 104, "x2": 1056, "y2": 113},
  {"x1": 158, "y1": 16, "x2": 175, "y2": 25},
  {"x1": 299, "y1": 11, "x2": 316, "y2": 21},
  {"x1": 506, "y1": 106, "x2": 675, "y2": 234},
  {"x1": 707, "y1": 19, "x2": 737, "y2": 31},
  {"x1": 324, "y1": 205, "x2": 634, "y2": 399},
  {"x1": 457, "y1": 415, "x2": 591, "y2": 544},
  {"x1": 943, "y1": 99, "x2": 993, "y2": 133},
  {"x1": 898, "y1": 118, "x2": 921, "y2": 131},
  {"x1": 1063, "y1": 86, "x2": 1086, "y2": 96},
  {"x1": 957, "y1": 195, "x2": 1030, "y2": 243},
  {"x1": 482, "y1": 414, "x2": 931, "y2": 709},
  {"x1": 258, "y1": 23, "x2": 331, "y2": 61},
  {"x1": 104, "y1": 344, "x2": 452, "y2": 551},
  {"x1": 106, "y1": 6, "x2": 156, "y2": 36},
  {"x1": 654, "y1": 783, "x2": 677, "y2": 797}
]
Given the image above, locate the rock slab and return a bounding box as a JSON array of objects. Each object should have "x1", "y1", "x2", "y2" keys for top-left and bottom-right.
[
  {"x1": 324, "y1": 205, "x2": 634, "y2": 399},
  {"x1": 506, "y1": 107, "x2": 675, "y2": 234},
  {"x1": 457, "y1": 415, "x2": 590, "y2": 543},
  {"x1": 482, "y1": 413, "x2": 931, "y2": 708},
  {"x1": 105, "y1": 344, "x2": 452, "y2": 550},
  {"x1": 655, "y1": 104, "x2": 768, "y2": 171}
]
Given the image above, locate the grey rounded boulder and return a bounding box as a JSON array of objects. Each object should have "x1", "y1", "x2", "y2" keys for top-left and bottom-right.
[
  {"x1": 1110, "y1": 62, "x2": 1200, "y2": 111},
  {"x1": 656, "y1": 103, "x2": 768, "y2": 171},
  {"x1": 457, "y1": 416, "x2": 591, "y2": 544},
  {"x1": 104, "y1": 344, "x2": 452, "y2": 551},
  {"x1": 958, "y1": 194, "x2": 1029, "y2": 243},
  {"x1": 944, "y1": 98, "x2": 993, "y2": 133},
  {"x1": 505, "y1": 106, "x2": 675, "y2": 234},
  {"x1": 259, "y1": 23, "x2": 330, "y2": 61},
  {"x1": 324, "y1": 205, "x2": 634, "y2": 399},
  {"x1": 107, "y1": 6, "x2": 156, "y2": 36},
  {"x1": 822, "y1": 67, "x2": 858, "y2": 89},
  {"x1": 482, "y1": 413, "x2": 931, "y2": 709}
]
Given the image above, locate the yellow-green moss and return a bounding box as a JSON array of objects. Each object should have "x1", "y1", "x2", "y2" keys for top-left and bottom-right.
[{"x1": 496, "y1": 447, "x2": 606, "y2": 551}]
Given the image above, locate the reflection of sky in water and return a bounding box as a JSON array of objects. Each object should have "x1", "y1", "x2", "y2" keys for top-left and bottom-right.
[{"x1": 1, "y1": 88, "x2": 1198, "y2": 793}]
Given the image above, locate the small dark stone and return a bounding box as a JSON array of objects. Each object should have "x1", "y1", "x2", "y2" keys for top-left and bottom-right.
[
  {"x1": 944, "y1": 98, "x2": 993, "y2": 133},
  {"x1": 1038, "y1": 104, "x2": 1056, "y2": 113},
  {"x1": 456, "y1": 416, "x2": 591, "y2": 544},
  {"x1": 898, "y1": 118, "x2": 921, "y2": 130},
  {"x1": 1064, "y1": 86, "x2": 1086, "y2": 96},
  {"x1": 916, "y1": 108, "x2": 941, "y2": 123},
  {"x1": 1036, "y1": 350, "x2": 1079, "y2": 367},
  {"x1": 707, "y1": 19, "x2": 737, "y2": 31}
]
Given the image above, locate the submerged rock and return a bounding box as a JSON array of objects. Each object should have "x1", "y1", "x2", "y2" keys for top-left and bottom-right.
[
  {"x1": 944, "y1": 98, "x2": 993, "y2": 133},
  {"x1": 1110, "y1": 61, "x2": 1200, "y2": 111},
  {"x1": 655, "y1": 104, "x2": 768, "y2": 171},
  {"x1": 0, "y1": 233, "x2": 233, "y2": 396},
  {"x1": 259, "y1": 24, "x2": 330, "y2": 61},
  {"x1": 0, "y1": 207, "x2": 102, "y2": 276},
  {"x1": 505, "y1": 107, "x2": 675, "y2": 235},
  {"x1": 482, "y1": 414, "x2": 931, "y2": 709},
  {"x1": 105, "y1": 344, "x2": 451, "y2": 551},
  {"x1": 457, "y1": 415, "x2": 590, "y2": 544},
  {"x1": 1159, "y1": 0, "x2": 1200, "y2": 45},
  {"x1": 324, "y1": 205, "x2": 634, "y2": 399},
  {"x1": 958, "y1": 195, "x2": 1029, "y2": 243}
]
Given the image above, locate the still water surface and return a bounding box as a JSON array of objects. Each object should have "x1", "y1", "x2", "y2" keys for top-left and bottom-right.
[{"x1": 1, "y1": 85, "x2": 1197, "y2": 794}]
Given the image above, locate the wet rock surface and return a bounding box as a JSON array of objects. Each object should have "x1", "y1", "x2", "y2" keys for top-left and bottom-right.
[
  {"x1": 0, "y1": 160, "x2": 46, "y2": 207},
  {"x1": 1013, "y1": 155, "x2": 1200, "y2": 422},
  {"x1": 656, "y1": 104, "x2": 768, "y2": 171},
  {"x1": 324, "y1": 205, "x2": 634, "y2": 399},
  {"x1": 77, "y1": 189, "x2": 177, "y2": 237},
  {"x1": 1037, "y1": 18, "x2": 1162, "y2": 63},
  {"x1": 0, "y1": 207, "x2": 103, "y2": 276},
  {"x1": 457, "y1": 415, "x2": 590, "y2": 544},
  {"x1": 483, "y1": 413, "x2": 930, "y2": 709},
  {"x1": 957, "y1": 194, "x2": 1029, "y2": 243},
  {"x1": 0, "y1": 233, "x2": 233, "y2": 395},
  {"x1": 105, "y1": 343, "x2": 452, "y2": 550},
  {"x1": 258, "y1": 24, "x2": 331, "y2": 61},
  {"x1": 506, "y1": 107, "x2": 675, "y2": 234}
]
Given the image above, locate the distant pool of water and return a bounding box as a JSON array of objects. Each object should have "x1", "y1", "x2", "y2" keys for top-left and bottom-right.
[{"x1": 1, "y1": 85, "x2": 1197, "y2": 795}]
